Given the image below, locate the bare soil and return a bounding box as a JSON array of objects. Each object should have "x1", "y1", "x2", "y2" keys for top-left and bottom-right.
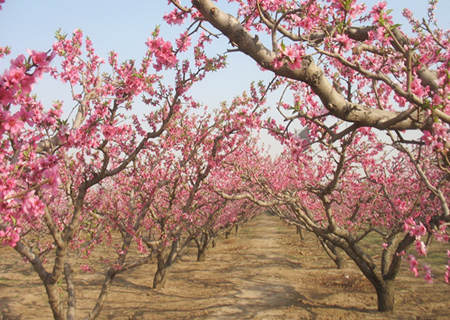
[{"x1": 1, "y1": 213, "x2": 449, "y2": 319}]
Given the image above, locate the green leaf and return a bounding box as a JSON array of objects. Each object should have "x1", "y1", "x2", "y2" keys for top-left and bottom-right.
[
  {"x1": 339, "y1": 0, "x2": 353, "y2": 11},
  {"x1": 55, "y1": 28, "x2": 67, "y2": 41},
  {"x1": 152, "y1": 25, "x2": 160, "y2": 38}
]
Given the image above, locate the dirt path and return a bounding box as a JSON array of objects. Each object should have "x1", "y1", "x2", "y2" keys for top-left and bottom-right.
[
  {"x1": 1, "y1": 213, "x2": 449, "y2": 319},
  {"x1": 178, "y1": 214, "x2": 305, "y2": 320},
  {"x1": 124, "y1": 213, "x2": 309, "y2": 320},
  {"x1": 112, "y1": 213, "x2": 449, "y2": 320}
]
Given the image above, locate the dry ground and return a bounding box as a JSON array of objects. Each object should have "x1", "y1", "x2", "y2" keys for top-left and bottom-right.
[{"x1": 0, "y1": 213, "x2": 449, "y2": 319}]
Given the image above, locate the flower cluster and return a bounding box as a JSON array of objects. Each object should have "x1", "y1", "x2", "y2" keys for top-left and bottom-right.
[{"x1": 146, "y1": 35, "x2": 177, "y2": 71}]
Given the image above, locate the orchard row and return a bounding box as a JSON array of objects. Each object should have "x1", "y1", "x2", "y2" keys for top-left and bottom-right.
[{"x1": 1, "y1": 1, "x2": 448, "y2": 319}]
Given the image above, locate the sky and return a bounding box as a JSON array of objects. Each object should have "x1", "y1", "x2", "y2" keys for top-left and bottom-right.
[{"x1": 1, "y1": 0, "x2": 448, "y2": 153}]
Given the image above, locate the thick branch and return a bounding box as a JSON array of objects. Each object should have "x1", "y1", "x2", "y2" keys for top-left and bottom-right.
[{"x1": 192, "y1": 0, "x2": 431, "y2": 131}]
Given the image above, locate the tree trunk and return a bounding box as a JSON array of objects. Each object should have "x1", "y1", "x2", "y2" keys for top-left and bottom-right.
[
  {"x1": 87, "y1": 268, "x2": 116, "y2": 320},
  {"x1": 45, "y1": 282, "x2": 64, "y2": 320},
  {"x1": 334, "y1": 252, "x2": 344, "y2": 269},
  {"x1": 197, "y1": 247, "x2": 206, "y2": 261},
  {"x1": 153, "y1": 265, "x2": 167, "y2": 289},
  {"x1": 196, "y1": 233, "x2": 209, "y2": 262},
  {"x1": 337, "y1": 238, "x2": 399, "y2": 313},
  {"x1": 374, "y1": 280, "x2": 395, "y2": 312},
  {"x1": 153, "y1": 255, "x2": 168, "y2": 289},
  {"x1": 296, "y1": 226, "x2": 304, "y2": 241},
  {"x1": 64, "y1": 263, "x2": 76, "y2": 320}
]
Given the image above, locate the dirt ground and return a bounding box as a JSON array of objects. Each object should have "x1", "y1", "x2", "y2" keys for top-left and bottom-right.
[{"x1": 0, "y1": 213, "x2": 449, "y2": 319}]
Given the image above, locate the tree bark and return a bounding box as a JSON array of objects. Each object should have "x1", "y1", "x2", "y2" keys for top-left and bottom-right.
[
  {"x1": 191, "y1": 0, "x2": 431, "y2": 131},
  {"x1": 87, "y1": 268, "x2": 116, "y2": 320},
  {"x1": 64, "y1": 263, "x2": 76, "y2": 320},
  {"x1": 153, "y1": 251, "x2": 170, "y2": 289},
  {"x1": 197, "y1": 247, "x2": 207, "y2": 262},
  {"x1": 340, "y1": 241, "x2": 396, "y2": 312},
  {"x1": 44, "y1": 282, "x2": 64, "y2": 320},
  {"x1": 196, "y1": 233, "x2": 209, "y2": 262},
  {"x1": 296, "y1": 226, "x2": 304, "y2": 241},
  {"x1": 374, "y1": 280, "x2": 395, "y2": 312},
  {"x1": 153, "y1": 262, "x2": 168, "y2": 289},
  {"x1": 333, "y1": 251, "x2": 344, "y2": 269}
]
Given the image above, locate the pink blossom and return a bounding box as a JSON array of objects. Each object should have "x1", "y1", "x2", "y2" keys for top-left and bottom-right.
[
  {"x1": 279, "y1": 44, "x2": 304, "y2": 70},
  {"x1": 3, "y1": 116, "x2": 24, "y2": 134},
  {"x1": 423, "y1": 264, "x2": 433, "y2": 283},
  {"x1": 42, "y1": 166, "x2": 61, "y2": 192},
  {"x1": 272, "y1": 57, "x2": 284, "y2": 70},
  {"x1": 433, "y1": 224, "x2": 449, "y2": 242},
  {"x1": 146, "y1": 37, "x2": 177, "y2": 71},
  {"x1": 404, "y1": 218, "x2": 427, "y2": 238},
  {"x1": 402, "y1": 8, "x2": 413, "y2": 20},
  {"x1": 176, "y1": 33, "x2": 191, "y2": 52},
  {"x1": 395, "y1": 199, "x2": 407, "y2": 213},
  {"x1": 336, "y1": 34, "x2": 352, "y2": 51},
  {"x1": 29, "y1": 50, "x2": 48, "y2": 66},
  {"x1": 403, "y1": 217, "x2": 415, "y2": 232},
  {"x1": 0, "y1": 226, "x2": 21, "y2": 247},
  {"x1": 370, "y1": 1, "x2": 393, "y2": 24},
  {"x1": 80, "y1": 264, "x2": 94, "y2": 273},
  {"x1": 408, "y1": 255, "x2": 419, "y2": 277},
  {"x1": 164, "y1": 8, "x2": 186, "y2": 25},
  {"x1": 6, "y1": 67, "x2": 25, "y2": 85},
  {"x1": 0, "y1": 46, "x2": 11, "y2": 58},
  {"x1": 22, "y1": 192, "x2": 45, "y2": 218},
  {"x1": 396, "y1": 250, "x2": 406, "y2": 257},
  {"x1": 415, "y1": 240, "x2": 427, "y2": 256}
]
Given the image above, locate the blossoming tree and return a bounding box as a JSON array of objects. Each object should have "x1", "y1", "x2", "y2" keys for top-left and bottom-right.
[
  {"x1": 165, "y1": 0, "x2": 449, "y2": 310},
  {"x1": 167, "y1": 0, "x2": 448, "y2": 137},
  {"x1": 165, "y1": 0, "x2": 449, "y2": 242},
  {"x1": 0, "y1": 20, "x2": 228, "y2": 318},
  {"x1": 1, "y1": 0, "x2": 449, "y2": 318},
  {"x1": 216, "y1": 125, "x2": 448, "y2": 311}
]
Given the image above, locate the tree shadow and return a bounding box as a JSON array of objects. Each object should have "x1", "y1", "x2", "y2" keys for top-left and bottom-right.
[{"x1": 122, "y1": 276, "x2": 380, "y2": 320}]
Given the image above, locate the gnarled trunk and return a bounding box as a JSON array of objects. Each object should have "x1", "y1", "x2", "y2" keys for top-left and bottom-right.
[
  {"x1": 340, "y1": 241, "x2": 397, "y2": 312},
  {"x1": 64, "y1": 263, "x2": 76, "y2": 320},
  {"x1": 153, "y1": 257, "x2": 168, "y2": 289},
  {"x1": 87, "y1": 268, "x2": 116, "y2": 320},
  {"x1": 196, "y1": 241, "x2": 208, "y2": 262},
  {"x1": 152, "y1": 240, "x2": 181, "y2": 289},
  {"x1": 197, "y1": 247, "x2": 207, "y2": 262},
  {"x1": 374, "y1": 280, "x2": 395, "y2": 312},
  {"x1": 296, "y1": 226, "x2": 304, "y2": 241},
  {"x1": 195, "y1": 233, "x2": 209, "y2": 262},
  {"x1": 44, "y1": 282, "x2": 64, "y2": 320}
]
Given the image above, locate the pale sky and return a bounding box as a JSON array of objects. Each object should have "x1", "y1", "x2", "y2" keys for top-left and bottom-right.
[{"x1": 1, "y1": 1, "x2": 448, "y2": 154}]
